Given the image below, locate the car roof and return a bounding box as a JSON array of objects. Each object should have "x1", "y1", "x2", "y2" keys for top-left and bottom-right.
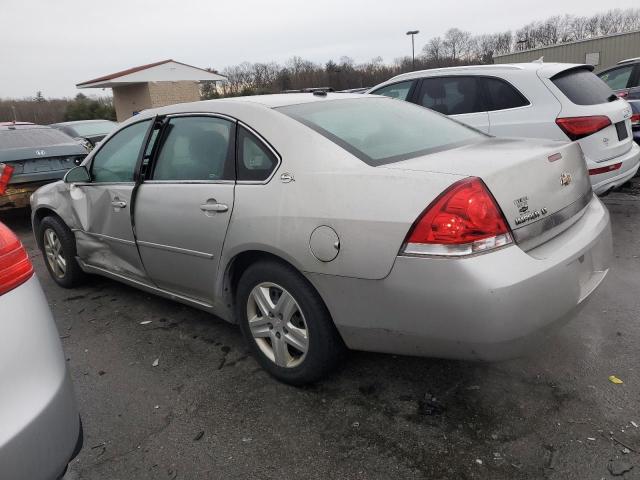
[
  {"x1": 0, "y1": 124, "x2": 52, "y2": 131},
  {"x1": 50, "y1": 119, "x2": 116, "y2": 127},
  {"x1": 378, "y1": 62, "x2": 593, "y2": 85},
  {"x1": 127, "y1": 92, "x2": 373, "y2": 123},
  {"x1": 617, "y1": 57, "x2": 640, "y2": 65}
]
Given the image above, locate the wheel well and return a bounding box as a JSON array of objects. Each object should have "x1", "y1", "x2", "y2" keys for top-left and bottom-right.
[
  {"x1": 226, "y1": 250, "x2": 296, "y2": 301},
  {"x1": 32, "y1": 208, "x2": 63, "y2": 248}
]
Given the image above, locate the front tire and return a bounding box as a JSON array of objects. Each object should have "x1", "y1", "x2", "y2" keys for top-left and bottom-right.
[
  {"x1": 38, "y1": 216, "x2": 85, "y2": 288},
  {"x1": 236, "y1": 260, "x2": 345, "y2": 385}
]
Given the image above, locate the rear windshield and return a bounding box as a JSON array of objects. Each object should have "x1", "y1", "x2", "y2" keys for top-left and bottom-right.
[
  {"x1": 551, "y1": 68, "x2": 614, "y2": 106},
  {"x1": 277, "y1": 97, "x2": 484, "y2": 165},
  {"x1": 66, "y1": 121, "x2": 117, "y2": 137},
  {"x1": 0, "y1": 128, "x2": 74, "y2": 149}
]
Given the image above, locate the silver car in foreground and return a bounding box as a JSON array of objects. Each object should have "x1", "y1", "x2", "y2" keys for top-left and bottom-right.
[
  {"x1": 30, "y1": 93, "x2": 612, "y2": 384},
  {"x1": 0, "y1": 222, "x2": 82, "y2": 478}
]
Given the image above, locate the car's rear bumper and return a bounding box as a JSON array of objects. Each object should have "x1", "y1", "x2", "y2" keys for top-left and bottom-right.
[
  {"x1": 309, "y1": 194, "x2": 611, "y2": 361},
  {"x1": 589, "y1": 142, "x2": 640, "y2": 195},
  {"x1": 0, "y1": 181, "x2": 56, "y2": 211},
  {"x1": 0, "y1": 276, "x2": 81, "y2": 480}
]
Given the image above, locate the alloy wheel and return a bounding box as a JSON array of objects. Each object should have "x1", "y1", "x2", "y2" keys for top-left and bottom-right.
[
  {"x1": 246, "y1": 282, "x2": 309, "y2": 368},
  {"x1": 43, "y1": 228, "x2": 66, "y2": 279}
]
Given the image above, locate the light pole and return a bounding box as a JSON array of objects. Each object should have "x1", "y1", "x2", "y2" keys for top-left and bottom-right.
[{"x1": 406, "y1": 30, "x2": 419, "y2": 70}]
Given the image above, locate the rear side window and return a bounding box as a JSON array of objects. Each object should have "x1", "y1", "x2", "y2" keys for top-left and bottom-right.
[
  {"x1": 552, "y1": 68, "x2": 614, "y2": 105},
  {"x1": 237, "y1": 126, "x2": 278, "y2": 181},
  {"x1": 278, "y1": 97, "x2": 484, "y2": 166},
  {"x1": 416, "y1": 77, "x2": 484, "y2": 115},
  {"x1": 152, "y1": 116, "x2": 234, "y2": 181},
  {"x1": 370, "y1": 81, "x2": 414, "y2": 101},
  {"x1": 481, "y1": 77, "x2": 529, "y2": 111},
  {"x1": 598, "y1": 65, "x2": 634, "y2": 90}
]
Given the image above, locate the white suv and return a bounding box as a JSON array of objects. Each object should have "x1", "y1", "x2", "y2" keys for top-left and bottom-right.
[{"x1": 368, "y1": 63, "x2": 640, "y2": 195}]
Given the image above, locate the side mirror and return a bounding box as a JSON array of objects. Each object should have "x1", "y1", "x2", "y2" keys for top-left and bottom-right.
[{"x1": 64, "y1": 165, "x2": 91, "y2": 183}]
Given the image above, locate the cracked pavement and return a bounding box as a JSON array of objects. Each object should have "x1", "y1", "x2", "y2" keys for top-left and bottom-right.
[{"x1": 3, "y1": 177, "x2": 640, "y2": 479}]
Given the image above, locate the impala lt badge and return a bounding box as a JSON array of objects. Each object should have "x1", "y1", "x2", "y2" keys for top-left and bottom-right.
[{"x1": 560, "y1": 172, "x2": 572, "y2": 186}]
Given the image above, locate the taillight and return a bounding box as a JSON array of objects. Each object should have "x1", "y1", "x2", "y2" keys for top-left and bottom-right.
[
  {"x1": 0, "y1": 222, "x2": 34, "y2": 295},
  {"x1": 0, "y1": 163, "x2": 14, "y2": 195},
  {"x1": 589, "y1": 162, "x2": 622, "y2": 176},
  {"x1": 556, "y1": 116, "x2": 612, "y2": 141},
  {"x1": 631, "y1": 113, "x2": 640, "y2": 128},
  {"x1": 617, "y1": 91, "x2": 629, "y2": 98},
  {"x1": 402, "y1": 177, "x2": 512, "y2": 257}
]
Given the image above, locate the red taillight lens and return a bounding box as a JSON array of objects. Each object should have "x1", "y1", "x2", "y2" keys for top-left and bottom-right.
[
  {"x1": 0, "y1": 222, "x2": 33, "y2": 295},
  {"x1": 589, "y1": 162, "x2": 622, "y2": 176},
  {"x1": 0, "y1": 163, "x2": 15, "y2": 195},
  {"x1": 402, "y1": 177, "x2": 512, "y2": 257},
  {"x1": 631, "y1": 113, "x2": 640, "y2": 127},
  {"x1": 617, "y1": 91, "x2": 629, "y2": 98},
  {"x1": 556, "y1": 116, "x2": 612, "y2": 141}
]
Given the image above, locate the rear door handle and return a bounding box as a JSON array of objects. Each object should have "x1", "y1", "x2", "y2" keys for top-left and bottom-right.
[
  {"x1": 200, "y1": 202, "x2": 228, "y2": 213},
  {"x1": 111, "y1": 200, "x2": 127, "y2": 208}
]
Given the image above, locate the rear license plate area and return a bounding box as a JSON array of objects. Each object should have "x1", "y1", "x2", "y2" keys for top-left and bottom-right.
[{"x1": 615, "y1": 121, "x2": 628, "y2": 141}]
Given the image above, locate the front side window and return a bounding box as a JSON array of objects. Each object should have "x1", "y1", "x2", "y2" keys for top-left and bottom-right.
[
  {"x1": 417, "y1": 77, "x2": 484, "y2": 115},
  {"x1": 481, "y1": 77, "x2": 529, "y2": 111},
  {"x1": 278, "y1": 97, "x2": 484, "y2": 166},
  {"x1": 91, "y1": 120, "x2": 151, "y2": 183},
  {"x1": 370, "y1": 81, "x2": 414, "y2": 101},
  {"x1": 152, "y1": 116, "x2": 234, "y2": 181},
  {"x1": 598, "y1": 65, "x2": 634, "y2": 90},
  {"x1": 237, "y1": 126, "x2": 278, "y2": 181}
]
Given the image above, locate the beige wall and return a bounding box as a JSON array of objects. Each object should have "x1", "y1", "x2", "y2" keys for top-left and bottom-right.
[
  {"x1": 112, "y1": 81, "x2": 201, "y2": 121},
  {"x1": 494, "y1": 31, "x2": 640, "y2": 73}
]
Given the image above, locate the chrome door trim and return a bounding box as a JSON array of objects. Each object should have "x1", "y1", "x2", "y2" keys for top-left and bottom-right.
[
  {"x1": 136, "y1": 240, "x2": 215, "y2": 259},
  {"x1": 512, "y1": 189, "x2": 594, "y2": 244},
  {"x1": 73, "y1": 229, "x2": 136, "y2": 246},
  {"x1": 143, "y1": 180, "x2": 235, "y2": 185}
]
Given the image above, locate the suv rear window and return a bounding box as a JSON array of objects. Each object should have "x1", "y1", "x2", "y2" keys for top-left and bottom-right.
[
  {"x1": 277, "y1": 97, "x2": 484, "y2": 165},
  {"x1": 551, "y1": 68, "x2": 614, "y2": 106},
  {"x1": 0, "y1": 128, "x2": 73, "y2": 149}
]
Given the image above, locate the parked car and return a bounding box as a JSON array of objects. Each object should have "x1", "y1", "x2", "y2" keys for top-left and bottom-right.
[
  {"x1": 597, "y1": 58, "x2": 640, "y2": 100},
  {"x1": 628, "y1": 99, "x2": 640, "y2": 146},
  {"x1": 31, "y1": 93, "x2": 611, "y2": 384},
  {"x1": 337, "y1": 87, "x2": 370, "y2": 93},
  {"x1": 50, "y1": 119, "x2": 118, "y2": 150},
  {"x1": 368, "y1": 63, "x2": 640, "y2": 196},
  {"x1": 0, "y1": 221, "x2": 82, "y2": 479},
  {"x1": 0, "y1": 124, "x2": 87, "y2": 211}
]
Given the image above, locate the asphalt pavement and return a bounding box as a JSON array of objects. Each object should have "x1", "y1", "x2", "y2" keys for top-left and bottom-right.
[{"x1": 3, "y1": 178, "x2": 640, "y2": 480}]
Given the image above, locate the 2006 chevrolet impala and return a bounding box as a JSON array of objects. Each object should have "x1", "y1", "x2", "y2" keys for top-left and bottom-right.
[{"x1": 30, "y1": 93, "x2": 612, "y2": 384}]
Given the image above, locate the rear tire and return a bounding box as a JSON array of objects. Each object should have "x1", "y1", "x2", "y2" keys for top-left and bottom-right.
[
  {"x1": 236, "y1": 260, "x2": 345, "y2": 385},
  {"x1": 38, "y1": 216, "x2": 85, "y2": 288}
]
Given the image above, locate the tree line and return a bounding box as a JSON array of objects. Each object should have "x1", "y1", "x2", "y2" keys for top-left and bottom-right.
[
  {"x1": 205, "y1": 7, "x2": 640, "y2": 97},
  {"x1": 0, "y1": 93, "x2": 115, "y2": 124}
]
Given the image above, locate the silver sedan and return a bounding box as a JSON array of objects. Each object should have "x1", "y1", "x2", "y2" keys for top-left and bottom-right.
[{"x1": 30, "y1": 93, "x2": 612, "y2": 384}]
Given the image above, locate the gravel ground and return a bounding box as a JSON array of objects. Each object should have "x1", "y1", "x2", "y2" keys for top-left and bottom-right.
[{"x1": 4, "y1": 178, "x2": 640, "y2": 480}]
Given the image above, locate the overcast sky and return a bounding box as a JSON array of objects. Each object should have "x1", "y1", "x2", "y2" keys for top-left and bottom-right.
[{"x1": 1, "y1": 0, "x2": 638, "y2": 98}]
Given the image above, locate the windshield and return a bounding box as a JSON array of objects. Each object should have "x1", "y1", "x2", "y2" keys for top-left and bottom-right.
[
  {"x1": 67, "y1": 121, "x2": 117, "y2": 137},
  {"x1": 277, "y1": 97, "x2": 484, "y2": 165},
  {"x1": 0, "y1": 127, "x2": 75, "y2": 149}
]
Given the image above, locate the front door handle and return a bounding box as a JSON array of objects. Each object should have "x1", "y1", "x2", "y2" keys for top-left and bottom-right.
[
  {"x1": 200, "y1": 202, "x2": 228, "y2": 213},
  {"x1": 111, "y1": 200, "x2": 127, "y2": 208}
]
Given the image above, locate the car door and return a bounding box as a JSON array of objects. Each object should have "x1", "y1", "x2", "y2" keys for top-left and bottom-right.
[
  {"x1": 412, "y1": 76, "x2": 490, "y2": 133},
  {"x1": 133, "y1": 114, "x2": 236, "y2": 303},
  {"x1": 72, "y1": 118, "x2": 154, "y2": 282}
]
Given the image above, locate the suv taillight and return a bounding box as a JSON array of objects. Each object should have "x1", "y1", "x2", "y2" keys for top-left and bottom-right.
[
  {"x1": 631, "y1": 113, "x2": 640, "y2": 128},
  {"x1": 0, "y1": 163, "x2": 14, "y2": 195},
  {"x1": 401, "y1": 177, "x2": 512, "y2": 257},
  {"x1": 0, "y1": 222, "x2": 33, "y2": 295},
  {"x1": 556, "y1": 116, "x2": 612, "y2": 141}
]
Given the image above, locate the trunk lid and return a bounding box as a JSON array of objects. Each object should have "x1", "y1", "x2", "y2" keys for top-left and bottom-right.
[
  {"x1": 539, "y1": 65, "x2": 635, "y2": 163},
  {"x1": 381, "y1": 137, "x2": 592, "y2": 249}
]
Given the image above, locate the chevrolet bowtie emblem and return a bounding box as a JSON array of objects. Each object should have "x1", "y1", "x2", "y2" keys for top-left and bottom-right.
[{"x1": 560, "y1": 172, "x2": 572, "y2": 186}]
